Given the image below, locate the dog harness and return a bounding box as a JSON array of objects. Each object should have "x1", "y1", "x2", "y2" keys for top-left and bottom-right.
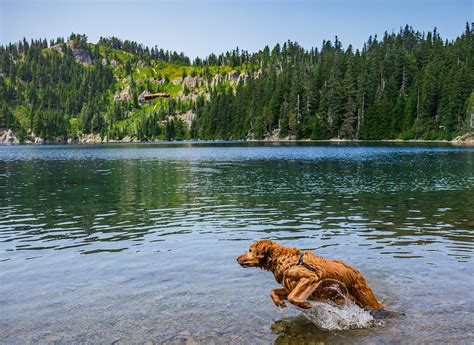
[
  {"x1": 286, "y1": 252, "x2": 351, "y2": 298},
  {"x1": 287, "y1": 251, "x2": 318, "y2": 273}
]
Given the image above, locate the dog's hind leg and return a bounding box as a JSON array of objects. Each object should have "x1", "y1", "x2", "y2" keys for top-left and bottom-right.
[
  {"x1": 287, "y1": 277, "x2": 319, "y2": 309},
  {"x1": 270, "y1": 288, "x2": 288, "y2": 308}
]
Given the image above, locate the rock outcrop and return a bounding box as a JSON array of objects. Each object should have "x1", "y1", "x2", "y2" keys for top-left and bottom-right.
[
  {"x1": 227, "y1": 71, "x2": 251, "y2": 86},
  {"x1": 226, "y1": 71, "x2": 240, "y2": 83},
  {"x1": 34, "y1": 137, "x2": 45, "y2": 144},
  {"x1": 178, "y1": 90, "x2": 203, "y2": 102},
  {"x1": 172, "y1": 77, "x2": 183, "y2": 86},
  {"x1": 182, "y1": 76, "x2": 204, "y2": 88},
  {"x1": 236, "y1": 72, "x2": 249, "y2": 85},
  {"x1": 176, "y1": 110, "x2": 196, "y2": 127},
  {"x1": 211, "y1": 74, "x2": 223, "y2": 88},
  {"x1": 451, "y1": 132, "x2": 474, "y2": 145},
  {"x1": 114, "y1": 85, "x2": 131, "y2": 102},
  {"x1": 154, "y1": 78, "x2": 166, "y2": 86},
  {"x1": 51, "y1": 41, "x2": 94, "y2": 66},
  {"x1": 120, "y1": 136, "x2": 139, "y2": 143},
  {"x1": 77, "y1": 133, "x2": 103, "y2": 144},
  {"x1": 70, "y1": 47, "x2": 93, "y2": 66},
  {"x1": 0, "y1": 129, "x2": 19, "y2": 145},
  {"x1": 138, "y1": 90, "x2": 148, "y2": 105}
]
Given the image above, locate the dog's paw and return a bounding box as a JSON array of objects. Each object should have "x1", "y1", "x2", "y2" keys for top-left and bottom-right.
[
  {"x1": 299, "y1": 302, "x2": 312, "y2": 309},
  {"x1": 273, "y1": 300, "x2": 286, "y2": 309}
]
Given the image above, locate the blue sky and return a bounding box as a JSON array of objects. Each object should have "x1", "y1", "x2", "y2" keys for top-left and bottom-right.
[{"x1": 1, "y1": 0, "x2": 472, "y2": 58}]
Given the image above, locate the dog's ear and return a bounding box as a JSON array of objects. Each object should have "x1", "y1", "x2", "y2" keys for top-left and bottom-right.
[{"x1": 254, "y1": 239, "x2": 273, "y2": 259}]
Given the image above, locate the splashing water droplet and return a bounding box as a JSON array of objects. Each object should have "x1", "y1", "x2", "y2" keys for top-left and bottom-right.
[
  {"x1": 301, "y1": 301, "x2": 379, "y2": 331},
  {"x1": 294, "y1": 279, "x2": 385, "y2": 331}
]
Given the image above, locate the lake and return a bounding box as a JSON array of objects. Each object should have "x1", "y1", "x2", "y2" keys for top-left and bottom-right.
[{"x1": 1, "y1": 142, "x2": 473, "y2": 344}]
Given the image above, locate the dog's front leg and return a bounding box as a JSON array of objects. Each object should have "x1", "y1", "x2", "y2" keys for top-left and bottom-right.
[
  {"x1": 287, "y1": 277, "x2": 319, "y2": 309},
  {"x1": 270, "y1": 288, "x2": 288, "y2": 308}
]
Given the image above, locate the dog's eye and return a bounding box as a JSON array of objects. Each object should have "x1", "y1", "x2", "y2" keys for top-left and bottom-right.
[{"x1": 248, "y1": 249, "x2": 252, "y2": 253}]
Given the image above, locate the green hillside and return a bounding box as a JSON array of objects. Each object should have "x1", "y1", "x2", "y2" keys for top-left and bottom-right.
[{"x1": 1, "y1": 25, "x2": 473, "y2": 143}]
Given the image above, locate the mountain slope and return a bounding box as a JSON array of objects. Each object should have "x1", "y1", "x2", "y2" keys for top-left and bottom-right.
[{"x1": 1, "y1": 25, "x2": 473, "y2": 144}]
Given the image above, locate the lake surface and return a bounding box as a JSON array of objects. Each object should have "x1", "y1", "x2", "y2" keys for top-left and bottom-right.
[{"x1": 1, "y1": 142, "x2": 473, "y2": 344}]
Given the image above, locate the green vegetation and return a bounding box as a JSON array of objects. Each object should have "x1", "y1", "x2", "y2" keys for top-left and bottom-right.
[{"x1": 1, "y1": 25, "x2": 473, "y2": 142}]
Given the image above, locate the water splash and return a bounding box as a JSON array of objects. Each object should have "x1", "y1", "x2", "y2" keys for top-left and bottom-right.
[
  {"x1": 301, "y1": 301, "x2": 379, "y2": 331},
  {"x1": 296, "y1": 279, "x2": 384, "y2": 331}
]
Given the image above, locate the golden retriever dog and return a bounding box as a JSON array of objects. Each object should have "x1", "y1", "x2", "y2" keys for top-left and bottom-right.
[{"x1": 237, "y1": 240, "x2": 384, "y2": 312}]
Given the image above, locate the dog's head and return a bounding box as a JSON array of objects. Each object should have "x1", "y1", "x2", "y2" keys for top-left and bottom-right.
[{"x1": 237, "y1": 239, "x2": 274, "y2": 268}]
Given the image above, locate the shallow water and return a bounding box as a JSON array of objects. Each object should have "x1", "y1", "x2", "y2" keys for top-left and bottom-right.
[{"x1": 1, "y1": 142, "x2": 473, "y2": 344}]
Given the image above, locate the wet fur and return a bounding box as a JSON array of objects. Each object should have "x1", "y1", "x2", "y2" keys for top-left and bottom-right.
[{"x1": 237, "y1": 240, "x2": 383, "y2": 310}]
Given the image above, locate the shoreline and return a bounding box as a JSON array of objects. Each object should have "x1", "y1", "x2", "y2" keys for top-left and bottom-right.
[
  {"x1": 1, "y1": 128, "x2": 473, "y2": 146},
  {"x1": 1, "y1": 138, "x2": 473, "y2": 146}
]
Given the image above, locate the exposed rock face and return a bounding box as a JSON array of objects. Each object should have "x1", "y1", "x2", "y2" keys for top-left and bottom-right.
[
  {"x1": 452, "y1": 132, "x2": 474, "y2": 145},
  {"x1": 114, "y1": 85, "x2": 131, "y2": 102},
  {"x1": 51, "y1": 41, "x2": 94, "y2": 66},
  {"x1": 182, "y1": 76, "x2": 204, "y2": 88},
  {"x1": 67, "y1": 43, "x2": 93, "y2": 66},
  {"x1": 34, "y1": 137, "x2": 44, "y2": 144},
  {"x1": 211, "y1": 74, "x2": 223, "y2": 88},
  {"x1": 154, "y1": 78, "x2": 166, "y2": 86},
  {"x1": 253, "y1": 69, "x2": 263, "y2": 79},
  {"x1": 77, "y1": 133, "x2": 103, "y2": 144},
  {"x1": 237, "y1": 73, "x2": 249, "y2": 84},
  {"x1": 178, "y1": 90, "x2": 203, "y2": 102},
  {"x1": 177, "y1": 110, "x2": 196, "y2": 127},
  {"x1": 210, "y1": 71, "x2": 253, "y2": 87},
  {"x1": 226, "y1": 71, "x2": 240, "y2": 83},
  {"x1": 138, "y1": 90, "x2": 148, "y2": 105},
  {"x1": 172, "y1": 77, "x2": 183, "y2": 86},
  {"x1": 0, "y1": 129, "x2": 19, "y2": 145},
  {"x1": 120, "y1": 136, "x2": 139, "y2": 143},
  {"x1": 264, "y1": 129, "x2": 281, "y2": 141},
  {"x1": 227, "y1": 71, "x2": 250, "y2": 86}
]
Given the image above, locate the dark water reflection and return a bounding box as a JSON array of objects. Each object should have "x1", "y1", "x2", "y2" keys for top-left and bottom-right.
[{"x1": 1, "y1": 142, "x2": 473, "y2": 343}]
